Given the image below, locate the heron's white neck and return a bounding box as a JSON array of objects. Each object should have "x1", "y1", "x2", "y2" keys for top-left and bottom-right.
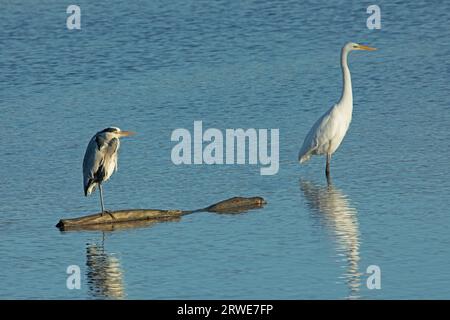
[{"x1": 339, "y1": 48, "x2": 353, "y2": 108}]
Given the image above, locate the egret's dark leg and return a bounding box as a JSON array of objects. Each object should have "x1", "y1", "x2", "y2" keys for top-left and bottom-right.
[
  {"x1": 326, "y1": 172, "x2": 332, "y2": 186},
  {"x1": 325, "y1": 153, "x2": 331, "y2": 182}
]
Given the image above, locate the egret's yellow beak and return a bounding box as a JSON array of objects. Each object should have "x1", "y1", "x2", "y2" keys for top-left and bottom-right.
[
  {"x1": 119, "y1": 131, "x2": 136, "y2": 137},
  {"x1": 358, "y1": 44, "x2": 377, "y2": 51}
]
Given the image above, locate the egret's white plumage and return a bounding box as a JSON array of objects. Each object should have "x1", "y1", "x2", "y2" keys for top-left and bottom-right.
[
  {"x1": 83, "y1": 127, "x2": 135, "y2": 213},
  {"x1": 298, "y1": 42, "x2": 376, "y2": 178}
]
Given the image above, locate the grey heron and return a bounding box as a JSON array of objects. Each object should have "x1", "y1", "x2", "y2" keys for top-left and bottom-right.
[
  {"x1": 83, "y1": 127, "x2": 135, "y2": 214},
  {"x1": 298, "y1": 42, "x2": 376, "y2": 181}
]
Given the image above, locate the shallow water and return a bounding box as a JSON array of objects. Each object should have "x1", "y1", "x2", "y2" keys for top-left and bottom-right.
[{"x1": 1, "y1": 0, "x2": 450, "y2": 299}]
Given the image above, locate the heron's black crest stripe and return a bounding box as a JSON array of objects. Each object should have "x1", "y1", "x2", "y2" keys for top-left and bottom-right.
[{"x1": 99, "y1": 127, "x2": 119, "y2": 133}]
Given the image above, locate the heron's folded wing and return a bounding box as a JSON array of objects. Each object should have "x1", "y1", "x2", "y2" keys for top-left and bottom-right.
[
  {"x1": 104, "y1": 138, "x2": 119, "y2": 173},
  {"x1": 82, "y1": 137, "x2": 106, "y2": 194}
]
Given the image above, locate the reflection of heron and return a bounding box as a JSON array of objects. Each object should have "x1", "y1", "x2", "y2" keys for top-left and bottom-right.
[
  {"x1": 298, "y1": 43, "x2": 376, "y2": 180},
  {"x1": 86, "y1": 237, "x2": 125, "y2": 299},
  {"x1": 300, "y1": 179, "x2": 361, "y2": 299}
]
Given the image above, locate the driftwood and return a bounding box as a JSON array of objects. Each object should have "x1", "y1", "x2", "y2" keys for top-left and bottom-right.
[
  {"x1": 56, "y1": 196, "x2": 266, "y2": 231},
  {"x1": 57, "y1": 213, "x2": 183, "y2": 232},
  {"x1": 204, "y1": 196, "x2": 266, "y2": 214}
]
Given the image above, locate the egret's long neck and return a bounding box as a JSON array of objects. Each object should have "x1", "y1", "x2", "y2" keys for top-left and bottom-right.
[{"x1": 339, "y1": 48, "x2": 353, "y2": 108}]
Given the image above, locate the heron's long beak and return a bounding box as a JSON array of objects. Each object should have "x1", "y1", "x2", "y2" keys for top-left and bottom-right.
[
  {"x1": 358, "y1": 45, "x2": 377, "y2": 51},
  {"x1": 119, "y1": 131, "x2": 136, "y2": 137}
]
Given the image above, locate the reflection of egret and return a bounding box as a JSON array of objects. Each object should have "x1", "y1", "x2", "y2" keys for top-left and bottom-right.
[
  {"x1": 300, "y1": 179, "x2": 361, "y2": 299},
  {"x1": 86, "y1": 238, "x2": 125, "y2": 299}
]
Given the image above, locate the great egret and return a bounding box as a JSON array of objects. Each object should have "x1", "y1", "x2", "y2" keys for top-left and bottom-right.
[
  {"x1": 83, "y1": 127, "x2": 135, "y2": 214},
  {"x1": 298, "y1": 42, "x2": 376, "y2": 180}
]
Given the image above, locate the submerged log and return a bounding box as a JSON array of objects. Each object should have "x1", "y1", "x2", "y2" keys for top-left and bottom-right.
[
  {"x1": 56, "y1": 196, "x2": 266, "y2": 231},
  {"x1": 204, "y1": 196, "x2": 266, "y2": 214}
]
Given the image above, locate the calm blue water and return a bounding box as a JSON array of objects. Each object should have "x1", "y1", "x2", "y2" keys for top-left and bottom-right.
[{"x1": 1, "y1": 0, "x2": 450, "y2": 299}]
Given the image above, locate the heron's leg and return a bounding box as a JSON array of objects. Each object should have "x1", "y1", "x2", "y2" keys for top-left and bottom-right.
[
  {"x1": 325, "y1": 153, "x2": 331, "y2": 181},
  {"x1": 99, "y1": 184, "x2": 106, "y2": 213},
  {"x1": 98, "y1": 184, "x2": 115, "y2": 219}
]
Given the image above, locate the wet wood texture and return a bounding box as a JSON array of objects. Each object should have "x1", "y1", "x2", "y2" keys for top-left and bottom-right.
[{"x1": 56, "y1": 196, "x2": 266, "y2": 231}]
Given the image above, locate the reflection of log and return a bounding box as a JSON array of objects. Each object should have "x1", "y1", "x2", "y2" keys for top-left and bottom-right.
[
  {"x1": 61, "y1": 216, "x2": 182, "y2": 232},
  {"x1": 56, "y1": 196, "x2": 266, "y2": 231}
]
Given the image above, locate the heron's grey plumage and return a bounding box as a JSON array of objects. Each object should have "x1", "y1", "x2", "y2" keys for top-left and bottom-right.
[
  {"x1": 83, "y1": 133, "x2": 120, "y2": 196},
  {"x1": 82, "y1": 127, "x2": 134, "y2": 213}
]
